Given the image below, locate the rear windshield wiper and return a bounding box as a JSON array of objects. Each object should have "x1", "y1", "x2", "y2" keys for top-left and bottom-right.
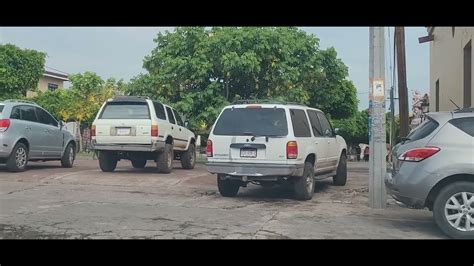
[{"x1": 400, "y1": 137, "x2": 411, "y2": 144}]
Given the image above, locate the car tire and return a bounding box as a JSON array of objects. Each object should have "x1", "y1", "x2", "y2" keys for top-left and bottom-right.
[
  {"x1": 333, "y1": 153, "x2": 347, "y2": 186},
  {"x1": 157, "y1": 143, "x2": 173, "y2": 173},
  {"x1": 217, "y1": 174, "x2": 240, "y2": 197},
  {"x1": 61, "y1": 143, "x2": 75, "y2": 168},
  {"x1": 433, "y1": 181, "x2": 474, "y2": 239},
  {"x1": 180, "y1": 143, "x2": 196, "y2": 170},
  {"x1": 98, "y1": 151, "x2": 117, "y2": 172},
  {"x1": 6, "y1": 142, "x2": 28, "y2": 172},
  {"x1": 294, "y1": 162, "x2": 315, "y2": 201},
  {"x1": 131, "y1": 160, "x2": 147, "y2": 168}
]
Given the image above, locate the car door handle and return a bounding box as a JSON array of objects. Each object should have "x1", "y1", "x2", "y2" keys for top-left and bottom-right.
[
  {"x1": 44, "y1": 129, "x2": 49, "y2": 132},
  {"x1": 315, "y1": 141, "x2": 319, "y2": 144},
  {"x1": 171, "y1": 126, "x2": 174, "y2": 130},
  {"x1": 25, "y1": 126, "x2": 31, "y2": 130},
  {"x1": 179, "y1": 128, "x2": 182, "y2": 131}
]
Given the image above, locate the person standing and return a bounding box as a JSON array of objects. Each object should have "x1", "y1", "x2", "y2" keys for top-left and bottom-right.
[{"x1": 364, "y1": 146, "x2": 369, "y2": 162}]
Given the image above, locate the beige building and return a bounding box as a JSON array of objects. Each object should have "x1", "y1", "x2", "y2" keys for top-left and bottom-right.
[
  {"x1": 423, "y1": 27, "x2": 473, "y2": 111},
  {"x1": 26, "y1": 67, "x2": 69, "y2": 98}
]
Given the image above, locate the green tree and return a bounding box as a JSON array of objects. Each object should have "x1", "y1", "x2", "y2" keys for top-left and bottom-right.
[
  {"x1": 332, "y1": 109, "x2": 369, "y2": 146},
  {"x1": 0, "y1": 44, "x2": 46, "y2": 99},
  {"x1": 126, "y1": 27, "x2": 357, "y2": 133}
]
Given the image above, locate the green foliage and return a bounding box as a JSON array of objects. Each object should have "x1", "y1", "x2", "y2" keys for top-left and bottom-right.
[
  {"x1": 32, "y1": 72, "x2": 117, "y2": 123},
  {"x1": 0, "y1": 44, "x2": 46, "y2": 98},
  {"x1": 332, "y1": 110, "x2": 369, "y2": 146},
  {"x1": 125, "y1": 27, "x2": 357, "y2": 132}
]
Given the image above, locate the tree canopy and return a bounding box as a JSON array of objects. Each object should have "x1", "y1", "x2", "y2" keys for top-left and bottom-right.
[
  {"x1": 0, "y1": 44, "x2": 46, "y2": 99},
  {"x1": 125, "y1": 27, "x2": 358, "y2": 133}
]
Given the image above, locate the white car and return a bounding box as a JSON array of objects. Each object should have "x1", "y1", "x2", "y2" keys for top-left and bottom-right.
[
  {"x1": 206, "y1": 101, "x2": 348, "y2": 200},
  {"x1": 92, "y1": 96, "x2": 196, "y2": 173}
]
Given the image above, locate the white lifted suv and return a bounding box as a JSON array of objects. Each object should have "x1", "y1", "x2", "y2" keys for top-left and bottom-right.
[
  {"x1": 92, "y1": 96, "x2": 196, "y2": 173},
  {"x1": 206, "y1": 100, "x2": 348, "y2": 200}
]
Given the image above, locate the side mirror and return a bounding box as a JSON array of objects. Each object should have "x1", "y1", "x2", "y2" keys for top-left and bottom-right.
[
  {"x1": 325, "y1": 128, "x2": 332, "y2": 137},
  {"x1": 59, "y1": 121, "x2": 65, "y2": 128},
  {"x1": 334, "y1": 128, "x2": 340, "y2": 135},
  {"x1": 184, "y1": 121, "x2": 189, "y2": 128}
]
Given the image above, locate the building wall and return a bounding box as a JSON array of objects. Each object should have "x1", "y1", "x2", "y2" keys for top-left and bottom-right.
[
  {"x1": 26, "y1": 76, "x2": 65, "y2": 98},
  {"x1": 430, "y1": 27, "x2": 474, "y2": 111}
]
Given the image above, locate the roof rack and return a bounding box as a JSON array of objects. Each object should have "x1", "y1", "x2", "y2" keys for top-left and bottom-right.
[
  {"x1": 232, "y1": 99, "x2": 307, "y2": 106},
  {"x1": 1, "y1": 99, "x2": 38, "y2": 105},
  {"x1": 111, "y1": 96, "x2": 150, "y2": 102},
  {"x1": 454, "y1": 107, "x2": 474, "y2": 113}
]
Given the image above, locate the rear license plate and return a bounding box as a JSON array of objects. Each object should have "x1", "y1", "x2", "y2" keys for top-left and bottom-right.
[
  {"x1": 240, "y1": 148, "x2": 257, "y2": 158},
  {"x1": 116, "y1": 127, "x2": 131, "y2": 136}
]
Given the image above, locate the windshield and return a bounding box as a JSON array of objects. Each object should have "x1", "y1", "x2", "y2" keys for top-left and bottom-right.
[
  {"x1": 99, "y1": 102, "x2": 150, "y2": 119},
  {"x1": 213, "y1": 107, "x2": 288, "y2": 136},
  {"x1": 405, "y1": 117, "x2": 439, "y2": 143}
]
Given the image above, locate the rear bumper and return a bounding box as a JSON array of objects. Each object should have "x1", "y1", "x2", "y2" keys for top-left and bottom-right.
[
  {"x1": 206, "y1": 162, "x2": 305, "y2": 177},
  {"x1": 92, "y1": 141, "x2": 165, "y2": 152}
]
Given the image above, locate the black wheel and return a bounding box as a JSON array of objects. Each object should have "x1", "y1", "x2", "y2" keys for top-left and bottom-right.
[
  {"x1": 157, "y1": 143, "x2": 173, "y2": 173},
  {"x1": 98, "y1": 151, "x2": 117, "y2": 172},
  {"x1": 131, "y1": 160, "x2": 147, "y2": 168},
  {"x1": 294, "y1": 162, "x2": 315, "y2": 201},
  {"x1": 433, "y1": 182, "x2": 474, "y2": 239},
  {"x1": 333, "y1": 153, "x2": 347, "y2": 186},
  {"x1": 180, "y1": 143, "x2": 196, "y2": 169},
  {"x1": 217, "y1": 174, "x2": 240, "y2": 197},
  {"x1": 6, "y1": 142, "x2": 28, "y2": 172},
  {"x1": 61, "y1": 143, "x2": 75, "y2": 168}
]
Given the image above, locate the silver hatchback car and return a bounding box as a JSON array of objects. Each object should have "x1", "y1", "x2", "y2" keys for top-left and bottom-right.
[
  {"x1": 0, "y1": 100, "x2": 77, "y2": 172},
  {"x1": 386, "y1": 108, "x2": 474, "y2": 239}
]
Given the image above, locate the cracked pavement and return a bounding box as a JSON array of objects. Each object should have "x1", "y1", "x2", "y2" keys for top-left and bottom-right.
[{"x1": 0, "y1": 158, "x2": 446, "y2": 239}]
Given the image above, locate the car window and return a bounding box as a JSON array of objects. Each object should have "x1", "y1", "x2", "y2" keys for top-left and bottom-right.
[
  {"x1": 99, "y1": 102, "x2": 150, "y2": 119},
  {"x1": 173, "y1": 109, "x2": 184, "y2": 126},
  {"x1": 166, "y1": 107, "x2": 176, "y2": 124},
  {"x1": 21, "y1": 106, "x2": 38, "y2": 122},
  {"x1": 449, "y1": 117, "x2": 474, "y2": 137},
  {"x1": 0, "y1": 105, "x2": 4, "y2": 114},
  {"x1": 307, "y1": 110, "x2": 323, "y2": 137},
  {"x1": 317, "y1": 112, "x2": 333, "y2": 137},
  {"x1": 290, "y1": 109, "x2": 312, "y2": 137},
  {"x1": 213, "y1": 107, "x2": 288, "y2": 136},
  {"x1": 405, "y1": 117, "x2": 439, "y2": 143},
  {"x1": 10, "y1": 106, "x2": 21, "y2": 119},
  {"x1": 153, "y1": 102, "x2": 166, "y2": 120},
  {"x1": 35, "y1": 107, "x2": 58, "y2": 127}
]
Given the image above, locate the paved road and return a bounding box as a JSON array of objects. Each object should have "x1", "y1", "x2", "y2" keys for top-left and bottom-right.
[{"x1": 0, "y1": 158, "x2": 445, "y2": 239}]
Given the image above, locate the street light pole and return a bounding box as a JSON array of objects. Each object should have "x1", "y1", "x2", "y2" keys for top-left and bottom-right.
[{"x1": 368, "y1": 27, "x2": 387, "y2": 209}]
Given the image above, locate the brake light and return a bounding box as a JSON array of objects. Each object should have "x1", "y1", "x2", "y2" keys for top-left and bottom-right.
[
  {"x1": 246, "y1": 105, "x2": 262, "y2": 108},
  {"x1": 206, "y1": 139, "x2": 213, "y2": 157},
  {"x1": 398, "y1": 147, "x2": 440, "y2": 162},
  {"x1": 0, "y1": 119, "x2": 11, "y2": 132},
  {"x1": 91, "y1": 124, "x2": 96, "y2": 137},
  {"x1": 151, "y1": 124, "x2": 158, "y2": 137},
  {"x1": 287, "y1": 141, "x2": 298, "y2": 159}
]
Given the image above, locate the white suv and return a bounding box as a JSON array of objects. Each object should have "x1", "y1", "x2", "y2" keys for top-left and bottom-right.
[
  {"x1": 206, "y1": 101, "x2": 348, "y2": 200},
  {"x1": 92, "y1": 96, "x2": 196, "y2": 173}
]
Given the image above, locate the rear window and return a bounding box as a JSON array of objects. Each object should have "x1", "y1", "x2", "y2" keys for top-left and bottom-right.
[
  {"x1": 99, "y1": 102, "x2": 150, "y2": 119},
  {"x1": 450, "y1": 117, "x2": 474, "y2": 137},
  {"x1": 290, "y1": 109, "x2": 312, "y2": 137},
  {"x1": 213, "y1": 107, "x2": 288, "y2": 136},
  {"x1": 405, "y1": 117, "x2": 439, "y2": 143}
]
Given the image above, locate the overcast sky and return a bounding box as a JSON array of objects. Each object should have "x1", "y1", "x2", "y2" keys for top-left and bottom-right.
[{"x1": 0, "y1": 27, "x2": 430, "y2": 110}]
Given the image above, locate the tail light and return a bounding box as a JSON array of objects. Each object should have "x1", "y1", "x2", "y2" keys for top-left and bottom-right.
[
  {"x1": 398, "y1": 147, "x2": 440, "y2": 162},
  {"x1": 287, "y1": 141, "x2": 298, "y2": 159},
  {"x1": 206, "y1": 139, "x2": 213, "y2": 157},
  {"x1": 151, "y1": 124, "x2": 158, "y2": 137},
  {"x1": 0, "y1": 119, "x2": 11, "y2": 132},
  {"x1": 91, "y1": 124, "x2": 96, "y2": 137}
]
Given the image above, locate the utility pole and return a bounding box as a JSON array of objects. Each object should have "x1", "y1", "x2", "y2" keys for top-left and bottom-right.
[
  {"x1": 368, "y1": 27, "x2": 387, "y2": 209},
  {"x1": 395, "y1": 27, "x2": 409, "y2": 138}
]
